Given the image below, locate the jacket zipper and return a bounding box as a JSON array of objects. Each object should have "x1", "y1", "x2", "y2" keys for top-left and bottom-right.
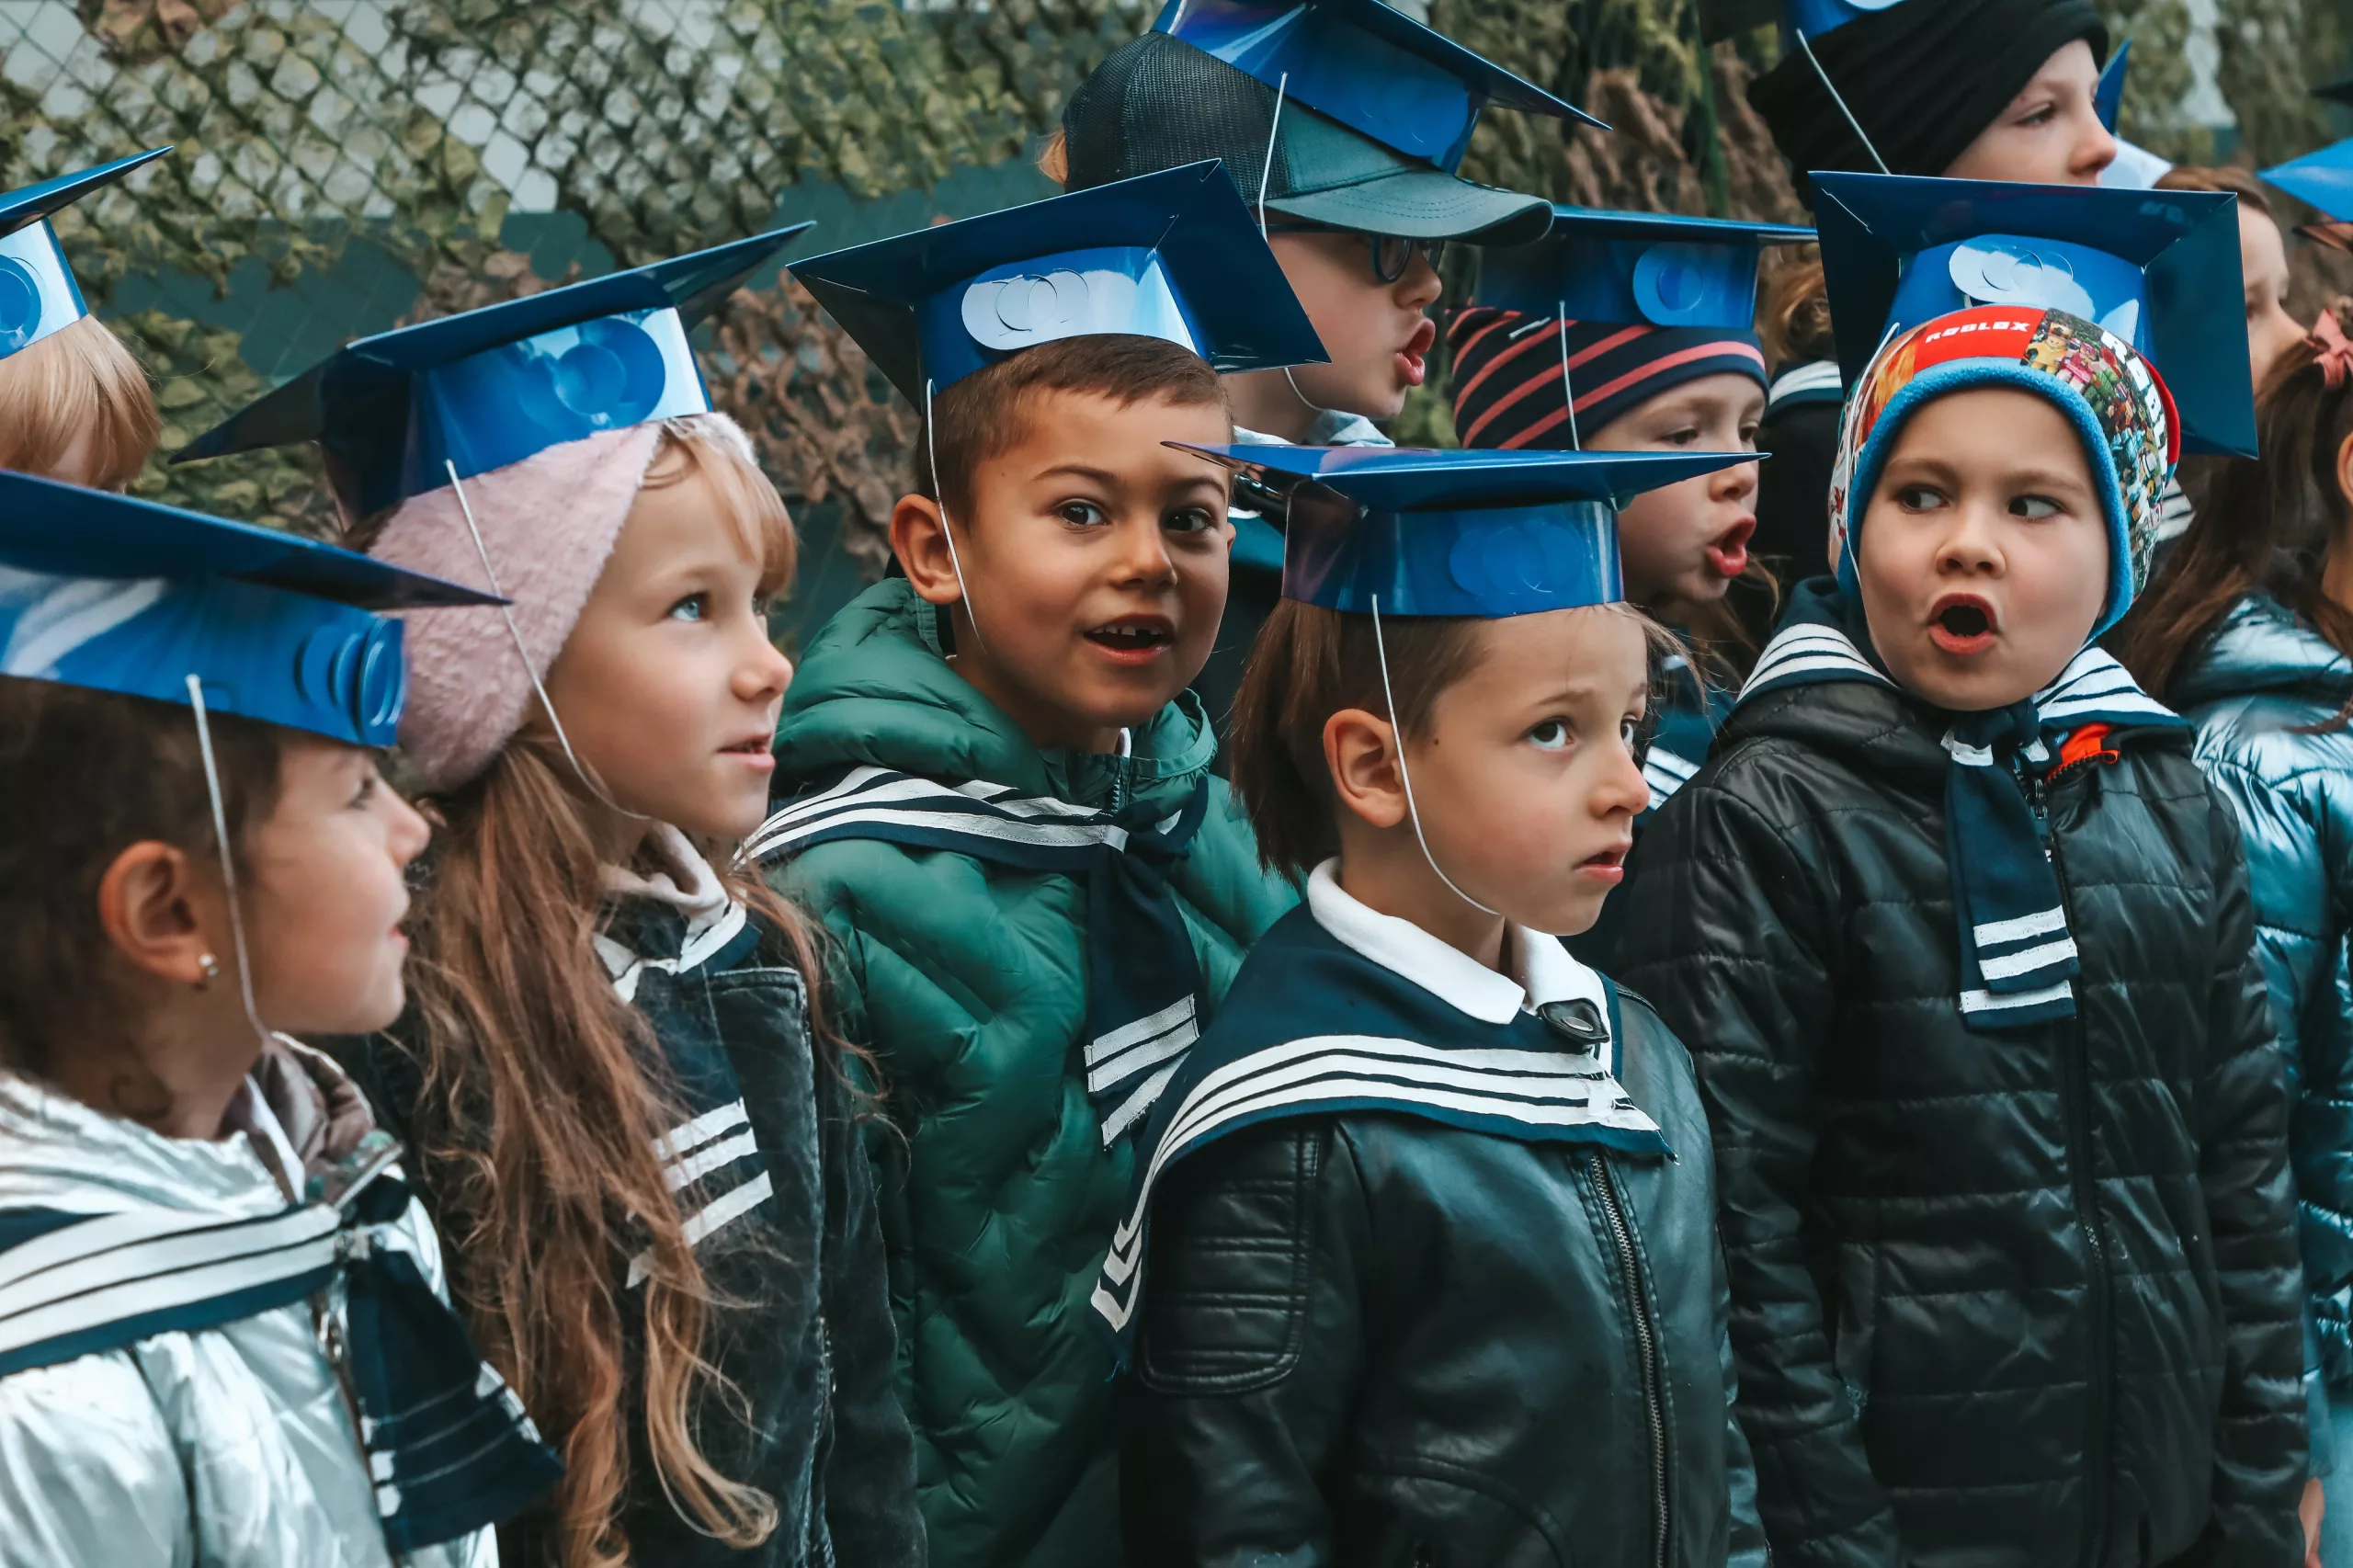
[
  {"x1": 2027, "y1": 767, "x2": 2114, "y2": 1568},
  {"x1": 1589, "y1": 1151, "x2": 1670, "y2": 1568}
]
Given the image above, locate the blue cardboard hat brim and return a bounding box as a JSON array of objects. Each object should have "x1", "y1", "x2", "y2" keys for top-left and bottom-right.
[
  {"x1": 1811, "y1": 171, "x2": 2255, "y2": 459},
  {"x1": 789, "y1": 162, "x2": 1328, "y2": 406},
  {"x1": 1172, "y1": 441, "x2": 1761, "y2": 508},
  {"x1": 1472, "y1": 204, "x2": 1814, "y2": 323},
  {"x1": 0, "y1": 471, "x2": 503, "y2": 610},
  {"x1": 0, "y1": 146, "x2": 172, "y2": 241},
  {"x1": 173, "y1": 222, "x2": 811, "y2": 463},
  {"x1": 2264, "y1": 140, "x2": 2353, "y2": 222},
  {"x1": 2095, "y1": 39, "x2": 2129, "y2": 131}
]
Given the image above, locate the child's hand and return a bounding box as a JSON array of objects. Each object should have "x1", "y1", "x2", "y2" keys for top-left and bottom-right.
[{"x1": 2301, "y1": 1476, "x2": 2324, "y2": 1568}]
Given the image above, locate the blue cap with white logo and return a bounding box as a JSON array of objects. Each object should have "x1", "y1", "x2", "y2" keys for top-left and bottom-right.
[
  {"x1": 1153, "y1": 0, "x2": 1600, "y2": 175},
  {"x1": 788, "y1": 162, "x2": 1327, "y2": 405},
  {"x1": 1176, "y1": 444, "x2": 1756, "y2": 617},
  {"x1": 0, "y1": 471, "x2": 500, "y2": 745},
  {"x1": 1811, "y1": 170, "x2": 2255, "y2": 457},
  {"x1": 1472, "y1": 206, "x2": 1814, "y2": 328},
  {"x1": 0, "y1": 148, "x2": 171, "y2": 363},
  {"x1": 172, "y1": 223, "x2": 811, "y2": 520}
]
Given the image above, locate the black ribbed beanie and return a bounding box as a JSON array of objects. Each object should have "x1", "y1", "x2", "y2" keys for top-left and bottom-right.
[{"x1": 1749, "y1": 0, "x2": 2109, "y2": 204}]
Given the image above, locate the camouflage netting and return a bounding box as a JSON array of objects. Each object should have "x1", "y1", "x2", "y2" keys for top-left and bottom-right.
[{"x1": 2, "y1": 0, "x2": 2346, "y2": 631}]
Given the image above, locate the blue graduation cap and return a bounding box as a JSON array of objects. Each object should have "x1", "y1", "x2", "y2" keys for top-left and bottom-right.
[
  {"x1": 788, "y1": 162, "x2": 1327, "y2": 406},
  {"x1": 0, "y1": 472, "x2": 499, "y2": 746},
  {"x1": 0, "y1": 147, "x2": 170, "y2": 361},
  {"x1": 1151, "y1": 0, "x2": 1600, "y2": 174},
  {"x1": 173, "y1": 224, "x2": 811, "y2": 520},
  {"x1": 1810, "y1": 171, "x2": 2256, "y2": 458},
  {"x1": 2096, "y1": 39, "x2": 2130, "y2": 131},
  {"x1": 1472, "y1": 206, "x2": 1814, "y2": 328},
  {"x1": 2264, "y1": 138, "x2": 2353, "y2": 221},
  {"x1": 1176, "y1": 444, "x2": 1758, "y2": 616}
]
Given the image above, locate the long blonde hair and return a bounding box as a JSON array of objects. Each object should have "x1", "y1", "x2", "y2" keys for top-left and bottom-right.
[
  {"x1": 0, "y1": 315, "x2": 159, "y2": 486},
  {"x1": 392, "y1": 421, "x2": 835, "y2": 1566}
]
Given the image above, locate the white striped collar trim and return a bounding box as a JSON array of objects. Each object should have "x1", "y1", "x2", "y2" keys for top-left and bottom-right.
[
  {"x1": 1768, "y1": 359, "x2": 1843, "y2": 406},
  {"x1": 626, "y1": 1099, "x2": 769, "y2": 1287},
  {"x1": 1092, "y1": 1030, "x2": 1659, "y2": 1331},
  {"x1": 1305, "y1": 859, "x2": 1605, "y2": 1031}
]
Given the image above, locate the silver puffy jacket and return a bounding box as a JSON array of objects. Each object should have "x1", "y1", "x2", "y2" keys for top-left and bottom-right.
[{"x1": 0, "y1": 1043, "x2": 497, "y2": 1568}]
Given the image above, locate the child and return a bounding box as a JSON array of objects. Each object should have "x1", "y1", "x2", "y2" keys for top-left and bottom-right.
[
  {"x1": 0, "y1": 151, "x2": 169, "y2": 487},
  {"x1": 0, "y1": 473, "x2": 554, "y2": 1566},
  {"x1": 178, "y1": 232, "x2": 926, "y2": 1567},
  {"x1": 2115, "y1": 301, "x2": 2353, "y2": 1567},
  {"x1": 1095, "y1": 442, "x2": 1766, "y2": 1567},
  {"x1": 1449, "y1": 207, "x2": 1815, "y2": 812},
  {"x1": 751, "y1": 165, "x2": 1324, "y2": 1568},
  {"x1": 1053, "y1": 0, "x2": 1587, "y2": 718},
  {"x1": 1743, "y1": 0, "x2": 2119, "y2": 596},
  {"x1": 1614, "y1": 175, "x2": 2305, "y2": 1565}
]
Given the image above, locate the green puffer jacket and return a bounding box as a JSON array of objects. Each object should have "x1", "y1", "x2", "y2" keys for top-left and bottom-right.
[{"x1": 764, "y1": 579, "x2": 1297, "y2": 1568}]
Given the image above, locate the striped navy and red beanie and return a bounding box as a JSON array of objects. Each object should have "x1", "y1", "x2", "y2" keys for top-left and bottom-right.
[{"x1": 1449, "y1": 309, "x2": 1768, "y2": 450}]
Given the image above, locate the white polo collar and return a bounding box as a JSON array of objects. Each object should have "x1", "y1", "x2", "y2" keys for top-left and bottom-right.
[{"x1": 1304, "y1": 859, "x2": 1609, "y2": 1030}]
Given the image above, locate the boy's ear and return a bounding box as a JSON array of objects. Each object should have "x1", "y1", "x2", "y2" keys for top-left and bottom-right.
[
  {"x1": 1324, "y1": 708, "x2": 1410, "y2": 832},
  {"x1": 890, "y1": 494, "x2": 967, "y2": 608},
  {"x1": 97, "y1": 841, "x2": 219, "y2": 989},
  {"x1": 2335, "y1": 429, "x2": 2353, "y2": 514}
]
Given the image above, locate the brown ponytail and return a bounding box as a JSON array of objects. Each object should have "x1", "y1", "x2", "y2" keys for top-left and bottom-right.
[{"x1": 2112, "y1": 299, "x2": 2353, "y2": 704}]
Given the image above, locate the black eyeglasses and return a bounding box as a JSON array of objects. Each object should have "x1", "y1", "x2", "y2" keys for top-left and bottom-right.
[{"x1": 1262, "y1": 222, "x2": 1447, "y2": 284}]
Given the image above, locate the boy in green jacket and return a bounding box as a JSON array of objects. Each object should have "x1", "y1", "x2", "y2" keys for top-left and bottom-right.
[{"x1": 751, "y1": 165, "x2": 1324, "y2": 1568}]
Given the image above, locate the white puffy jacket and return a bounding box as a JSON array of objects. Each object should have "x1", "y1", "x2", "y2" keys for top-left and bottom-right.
[{"x1": 0, "y1": 1044, "x2": 496, "y2": 1568}]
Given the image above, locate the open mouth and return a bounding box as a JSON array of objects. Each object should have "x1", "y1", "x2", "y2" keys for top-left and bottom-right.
[
  {"x1": 1705, "y1": 517, "x2": 1756, "y2": 580},
  {"x1": 1929, "y1": 596, "x2": 1998, "y2": 655},
  {"x1": 1396, "y1": 317, "x2": 1437, "y2": 389},
  {"x1": 1086, "y1": 616, "x2": 1176, "y2": 665},
  {"x1": 1579, "y1": 843, "x2": 1631, "y2": 884},
  {"x1": 721, "y1": 736, "x2": 775, "y2": 767}
]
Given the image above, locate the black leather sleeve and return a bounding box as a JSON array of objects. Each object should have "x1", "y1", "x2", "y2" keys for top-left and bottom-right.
[{"x1": 1121, "y1": 1117, "x2": 1368, "y2": 1568}]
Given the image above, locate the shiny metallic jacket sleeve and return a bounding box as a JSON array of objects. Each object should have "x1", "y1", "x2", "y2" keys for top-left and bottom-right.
[
  {"x1": 2200, "y1": 749, "x2": 2353, "y2": 1307},
  {"x1": 0, "y1": 1353, "x2": 189, "y2": 1568}
]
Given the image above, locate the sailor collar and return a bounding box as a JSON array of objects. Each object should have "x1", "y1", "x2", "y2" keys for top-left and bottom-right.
[{"x1": 1304, "y1": 858, "x2": 1606, "y2": 1031}]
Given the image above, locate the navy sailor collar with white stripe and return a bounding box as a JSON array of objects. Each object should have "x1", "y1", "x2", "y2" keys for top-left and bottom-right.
[
  {"x1": 1738, "y1": 578, "x2": 2185, "y2": 1032},
  {"x1": 1091, "y1": 861, "x2": 1668, "y2": 1350}
]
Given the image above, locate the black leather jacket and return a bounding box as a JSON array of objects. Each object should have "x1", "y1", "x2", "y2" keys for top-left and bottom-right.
[
  {"x1": 1118, "y1": 983, "x2": 1767, "y2": 1568},
  {"x1": 1616, "y1": 674, "x2": 2305, "y2": 1568}
]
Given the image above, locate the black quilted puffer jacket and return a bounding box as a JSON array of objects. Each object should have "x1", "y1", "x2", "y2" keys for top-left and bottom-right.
[{"x1": 1614, "y1": 675, "x2": 2306, "y2": 1568}]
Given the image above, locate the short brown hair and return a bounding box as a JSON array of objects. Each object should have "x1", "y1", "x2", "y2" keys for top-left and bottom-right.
[
  {"x1": 1228, "y1": 598, "x2": 1488, "y2": 880},
  {"x1": 0, "y1": 315, "x2": 160, "y2": 488},
  {"x1": 911, "y1": 334, "x2": 1228, "y2": 518},
  {"x1": 2155, "y1": 164, "x2": 2275, "y2": 219},
  {"x1": 0, "y1": 678, "x2": 284, "y2": 1082}
]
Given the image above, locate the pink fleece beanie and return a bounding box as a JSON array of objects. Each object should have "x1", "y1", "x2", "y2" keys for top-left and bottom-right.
[{"x1": 367, "y1": 423, "x2": 665, "y2": 792}]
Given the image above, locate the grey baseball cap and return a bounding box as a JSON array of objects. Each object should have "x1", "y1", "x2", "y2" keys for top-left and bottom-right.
[{"x1": 1063, "y1": 32, "x2": 1554, "y2": 245}]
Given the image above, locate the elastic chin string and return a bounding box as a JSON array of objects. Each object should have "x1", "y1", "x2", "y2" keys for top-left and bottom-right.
[
  {"x1": 924, "y1": 378, "x2": 990, "y2": 657},
  {"x1": 1369, "y1": 596, "x2": 1500, "y2": 918},
  {"x1": 442, "y1": 459, "x2": 647, "y2": 822},
  {"x1": 185, "y1": 675, "x2": 275, "y2": 1051},
  {"x1": 1555, "y1": 301, "x2": 1581, "y2": 450},
  {"x1": 1795, "y1": 29, "x2": 1891, "y2": 174},
  {"x1": 1252, "y1": 69, "x2": 1334, "y2": 426}
]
